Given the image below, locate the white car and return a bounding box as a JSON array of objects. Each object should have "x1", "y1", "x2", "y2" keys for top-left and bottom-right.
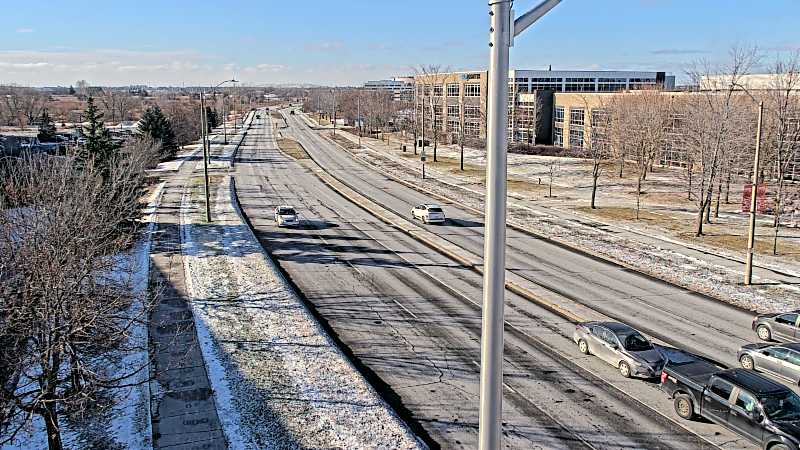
[
  {"x1": 411, "y1": 204, "x2": 446, "y2": 224},
  {"x1": 274, "y1": 205, "x2": 300, "y2": 227}
]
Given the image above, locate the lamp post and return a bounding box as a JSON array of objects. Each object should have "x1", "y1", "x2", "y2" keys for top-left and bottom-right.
[
  {"x1": 330, "y1": 88, "x2": 337, "y2": 135},
  {"x1": 357, "y1": 91, "x2": 362, "y2": 147},
  {"x1": 745, "y1": 101, "x2": 764, "y2": 285},
  {"x1": 479, "y1": 2, "x2": 561, "y2": 450},
  {"x1": 200, "y1": 78, "x2": 237, "y2": 222}
]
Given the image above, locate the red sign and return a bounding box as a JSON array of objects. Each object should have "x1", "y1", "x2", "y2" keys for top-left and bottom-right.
[{"x1": 742, "y1": 184, "x2": 767, "y2": 213}]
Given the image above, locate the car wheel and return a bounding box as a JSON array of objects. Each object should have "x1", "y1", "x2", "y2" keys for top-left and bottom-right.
[
  {"x1": 757, "y1": 325, "x2": 772, "y2": 341},
  {"x1": 768, "y1": 445, "x2": 790, "y2": 450},
  {"x1": 619, "y1": 361, "x2": 632, "y2": 378},
  {"x1": 423, "y1": 216, "x2": 428, "y2": 224},
  {"x1": 674, "y1": 394, "x2": 695, "y2": 420},
  {"x1": 578, "y1": 339, "x2": 590, "y2": 355},
  {"x1": 740, "y1": 354, "x2": 755, "y2": 370}
]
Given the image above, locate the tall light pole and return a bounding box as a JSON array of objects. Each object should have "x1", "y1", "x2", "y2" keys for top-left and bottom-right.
[
  {"x1": 200, "y1": 91, "x2": 212, "y2": 222},
  {"x1": 479, "y1": 2, "x2": 561, "y2": 450},
  {"x1": 357, "y1": 90, "x2": 362, "y2": 147},
  {"x1": 201, "y1": 79, "x2": 237, "y2": 222},
  {"x1": 745, "y1": 101, "x2": 764, "y2": 285},
  {"x1": 330, "y1": 88, "x2": 337, "y2": 135}
]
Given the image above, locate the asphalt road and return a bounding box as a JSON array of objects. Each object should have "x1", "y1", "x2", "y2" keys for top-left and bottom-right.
[
  {"x1": 232, "y1": 112, "x2": 755, "y2": 449},
  {"x1": 281, "y1": 111, "x2": 767, "y2": 371}
]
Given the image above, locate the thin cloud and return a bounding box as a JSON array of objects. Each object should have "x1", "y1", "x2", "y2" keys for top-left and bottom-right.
[
  {"x1": 304, "y1": 41, "x2": 345, "y2": 52},
  {"x1": 650, "y1": 49, "x2": 710, "y2": 55},
  {"x1": 16, "y1": 28, "x2": 34, "y2": 33}
]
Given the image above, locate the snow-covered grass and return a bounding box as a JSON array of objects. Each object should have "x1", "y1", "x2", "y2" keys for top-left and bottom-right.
[
  {"x1": 177, "y1": 176, "x2": 424, "y2": 449},
  {"x1": 326, "y1": 130, "x2": 800, "y2": 314}
]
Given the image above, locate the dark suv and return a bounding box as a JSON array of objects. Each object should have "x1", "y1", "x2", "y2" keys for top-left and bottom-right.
[{"x1": 662, "y1": 359, "x2": 800, "y2": 450}]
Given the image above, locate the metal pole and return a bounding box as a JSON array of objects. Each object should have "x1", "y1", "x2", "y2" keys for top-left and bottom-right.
[
  {"x1": 745, "y1": 101, "x2": 764, "y2": 285},
  {"x1": 332, "y1": 89, "x2": 337, "y2": 135},
  {"x1": 201, "y1": 92, "x2": 212, "y2": 222},
  {"x1": 222, "y1": 92, "x2": 228, "y2": 144},
  {"x1": 479, "y1": 2, "x2": 511, "y2": 449},
  {"x1": 357, "y1": 92, "x2": 362, "y2": 147}
]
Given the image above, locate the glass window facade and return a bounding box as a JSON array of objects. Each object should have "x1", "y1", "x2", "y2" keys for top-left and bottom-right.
[
  {"x1": 465, "y1": 84, "x2": 481, "y2": 97},
  {"x1": 554, "y1": 106, "x2": 565, "y2": 124},
  {"x1": 569, "y1": 128, "x2": 584, "y2": 149},
  {"x1": 447, "y1": 83, "x2": 460, "y2": 97},
  {"x1": 553, "y1": 126, "x2": 563, "y2": 147}
]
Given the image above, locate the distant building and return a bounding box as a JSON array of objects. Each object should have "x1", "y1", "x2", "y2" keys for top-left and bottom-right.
[
  {"x1": 700, "y1": 73, "x2": 800, "y2": 91},
  {"x1": 412, "y1": 69, "x2": 675, "y2": 145},
  {"x1": 363, "y1": 77, "x2": 414, "y2": 102}
]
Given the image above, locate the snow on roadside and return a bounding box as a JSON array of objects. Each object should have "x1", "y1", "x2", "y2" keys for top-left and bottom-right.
[
  {"x1": 178, "y1": 176, "x2": 424, "y2": 449},
  {"x1": 335, "y1": 138, "x2": 800, "y2": 314}
]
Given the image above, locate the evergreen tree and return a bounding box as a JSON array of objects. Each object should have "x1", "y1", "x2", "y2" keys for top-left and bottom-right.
[
  {"x1": 68, "y1": 85, "x2": 76, "y2": 95},
  {"x1": 37, "y1": 109, "x2": 57, "y2": 143},
  {"x1": 78, "y1": 96, "x2": 119, "y2": 171},
  {"x1": 138, "y1": 106, "x2": 178, "y2": 159}
]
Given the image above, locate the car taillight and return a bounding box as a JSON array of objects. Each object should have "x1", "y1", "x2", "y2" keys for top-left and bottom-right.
[{"x1": 660, "y1": 371, "x2": 668, "y2": 385}]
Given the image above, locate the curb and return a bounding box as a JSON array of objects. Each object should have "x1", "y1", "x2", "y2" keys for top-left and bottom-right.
[
  {"x1": 302, "y1": 143, "x2": 589, "y2": 326},
  {"x1": 229, "y1": 174, "x2": 430, "y2": 450},
  {"x1": 322, "y1": 131, "x2": 757, "y2": 314}
]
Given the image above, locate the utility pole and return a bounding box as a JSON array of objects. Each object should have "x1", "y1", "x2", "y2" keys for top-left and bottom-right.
[
  {"x1": 221, "y1": 92, "x2": 228, "y2": 144},
  {"x1": 200, "y1": 92, "x2": 211, "y2": 222},
  {"x1": 460, "y1": 97, "x2": 465, "y2": 171},
  {"x1": 331, "y1": 89, "x2": 337, "y2": 135},
  {"x1": 745, "y1": 101, "x2": 764, "y2": 285},
  {"x1": 479, "y1": 2, "x2": 561, "y2": 449}
]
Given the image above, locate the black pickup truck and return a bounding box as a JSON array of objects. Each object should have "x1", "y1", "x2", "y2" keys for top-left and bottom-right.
[{"x1": 661, "y1": 354, "x2": 800, "y2": 450}]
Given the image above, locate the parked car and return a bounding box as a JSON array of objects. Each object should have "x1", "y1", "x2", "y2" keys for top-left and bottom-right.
[
  {"x1": 739, "y1": 342, "x2": 800, "y2": 383},
  {"x1": 573, "y1": 321, "x2": 666, "y2": 378},
  {"x1": 274, "y1": 205, "x2": 299, "y2": 227},
  {"x1": 411, "y1": 204, "x2": 446, "y2": 224},
  {"x1": 753, "y1": 311, "x2": 800, "y2": 342},
  {"x1": 662, "y1": 357, "x2": 800, "y2": 450}
]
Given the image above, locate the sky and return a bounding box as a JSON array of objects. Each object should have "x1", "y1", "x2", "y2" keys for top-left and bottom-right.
[{"x1": 1, "y1": 0, "x2": 798, "y2": 87}]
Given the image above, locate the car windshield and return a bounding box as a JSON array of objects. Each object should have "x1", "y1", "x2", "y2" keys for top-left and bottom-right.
[
  {"x1": 278, "y1": 208, "x2": 296, "y2": 215},
  {"x1": 622, "y1": 333, "x2": 653, "y2": 352},
  {"x1": 762, "y1": 392, "x2": 800, "y2": 422},
  {"x1": 427, "y1": 207, "x2": 443, "y2": 213}
]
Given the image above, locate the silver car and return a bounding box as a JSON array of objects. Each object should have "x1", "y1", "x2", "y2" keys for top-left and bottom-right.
[
  {"x1": 752, "y1": 310, "x2": 800, "y2": 342},
  {"x1": 574, "y1": 321, "x2": 666, "y2": 378},
  {"x1": 738, "y1": 342, "x2": 800, "y2": 383}
]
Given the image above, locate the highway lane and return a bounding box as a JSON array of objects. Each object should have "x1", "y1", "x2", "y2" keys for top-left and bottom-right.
[
  {"x1": 232, "y1": 113, "x2": 741, "y2": 449},
  {"x1": 281, "y1": 110, "x2": 762, "y2": 371}
]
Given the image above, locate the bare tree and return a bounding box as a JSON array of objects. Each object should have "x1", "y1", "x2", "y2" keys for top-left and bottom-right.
[
  {"x1": 0, "y1": 140, "x2": 159, "y2": 449},
  {"x1": 607, "y1": 89, "x2": 672, "y2": 219},
  {"x1": 680, "y1": 46, "x2": 759, "y2": 235},
  {"x1": 546, "y1": 159, "x2": 561, "y2": 198},
  {"x1": 414, "y1": 65, "x2": 450, "y2": 162},
  {"x1": 760, "y1": 51, "x2": 800, "y2": 254},
  {"x1": 0, "y1": 86, "x2": 47, "y2": 129},
  {"x1": 99, "y1": 89, "x2": 134, "y2": 123},
  {"x1": 584, "y1": 99, "x2": 613, "y2": 209}
]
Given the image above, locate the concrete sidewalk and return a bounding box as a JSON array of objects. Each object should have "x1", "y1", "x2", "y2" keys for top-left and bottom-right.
[
  {"x1": 147, "y1": 130, "x2": 239, "y2": 449},
  {"x1": 148, "y1": 113, "x2": 423, "y2": 449}
]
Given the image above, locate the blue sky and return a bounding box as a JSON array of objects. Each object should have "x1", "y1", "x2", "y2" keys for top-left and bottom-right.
[{"x1": 1, "y1": 0, "x2": 798, "y2": 86}]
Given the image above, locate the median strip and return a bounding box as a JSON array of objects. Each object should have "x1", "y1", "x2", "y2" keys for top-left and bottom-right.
[{"x1": 297, "y1": 148, "x2": 590, "y2": 325}]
